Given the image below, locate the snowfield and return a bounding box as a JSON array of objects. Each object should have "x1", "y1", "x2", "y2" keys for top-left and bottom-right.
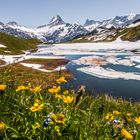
[
  {"x1": 20, "y1": 63, "x2": 66, "y2": 73},
  {"x1": 36, "y1": 41, "x2": 140, "y2": 55},
  {"x1": 0, "y1": 53, "x2": 65, "y2": 72},
  {"x1": 0, "y1": 44, "x2": 7, "y2": 48}
]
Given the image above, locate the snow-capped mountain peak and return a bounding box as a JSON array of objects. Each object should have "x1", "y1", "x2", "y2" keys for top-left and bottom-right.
[
  {"x1": 47, "y1": 15, "x2": 65, "y2": 26},
  {"x1": 84, "y1": 14, "x2": 140, "y2": 32},
  {"x1": 1, "y1": 14, "x2": 140, "y2": 43},
  {"x1": 7, "y1": 21, "x2": 19, "y2": 26},
  {"x1": 84, "y1": 19, "x2": 100, "y2": 26},
  {"x1": 0, "y1": 22, "x2": 4, "y2": 26},
  {"x1": 127, "y1": 13, "x2": 136, "y2": 20},
  {"x1": 84, "y1": 19, "x2": 101, "y2": 31}
]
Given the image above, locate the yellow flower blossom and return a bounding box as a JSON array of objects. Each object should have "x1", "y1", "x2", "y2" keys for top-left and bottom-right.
[
  {"x1": 55, "y1": 94, "x2": 63, "y2": 99},
  {"x1": 56, "y1": 77, "x2": 67, "y2": 84},
  {"x1": 127, "y1": 113, "x2": 133, "y2": 116},
  {"x1": 105, "y1": 113, "x2": 114, "y2": 121},
  {"x1": 134, "y1": 116, "x2": 140, "y2": 124},
  {"x1": 0, "y1": 122, "x2": 5, "y2": 130},
  {"x1": 56, "y1": 114, "x2": 65, "y2": 124},
  {"x1": 113, "y1": 111, "x2": 121, "y2": 115},
  {"x1": 30, "y1": 102, "x2": 44, "y2": 112},
  {"x1": 32, "y1": 86, "x2": 42, "y2": 93},
  {"x1": 32, "y1": 122, "x2": 40, "y2": 129},
  {"x1": 50, "y1": 113, "x2": 57, "y2": 120},
  {"x1": 35, "y1": 99, "x2": 41, "y2": 103},
  {"x1": 0, "y1": 84, "x2": 6, "y2": 91},
  {"x1": 48, "y1": 86, "x2": 61, "y2": 94},
  {"x1": 63, "y1": 90, "x2": 69, "y2": 95},
  {"x1": 16, "y1": 85, "x2": 29, "y2": 92},
  {"x1": 121, "y1": 128, "x2": 133, "y2": 139},
  {"x1": 50, "y1": 113, "x2": 65, "y2": 124},
  {"x1": 62, "y1": 96, "x2": 74, "y2": 103}
]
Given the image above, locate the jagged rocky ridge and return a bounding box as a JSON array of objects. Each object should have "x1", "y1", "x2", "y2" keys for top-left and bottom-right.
[{"x1": 0, "y1": 14, "x2": 140, "y2": 43}]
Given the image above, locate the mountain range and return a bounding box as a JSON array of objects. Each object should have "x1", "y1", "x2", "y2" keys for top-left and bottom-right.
[{"x1": 0, "y1": 14, "x2": 140, "y2": 43}]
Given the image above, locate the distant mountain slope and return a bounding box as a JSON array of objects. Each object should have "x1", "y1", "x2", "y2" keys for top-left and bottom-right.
[
  {"x1": 0, "y1": 15, "x2": 88, "y2": 43},
  {"x1": 84, "y1": 14, "x2": 140, "y2": 31},
  {"x1": 0, "y1": 14, "x2": 140, "y2": 43},
  {"x1": 0, "y1": 32, "x2": 40, "y2": 54},
  {"x1": 69, "y1": 23, "x2": 140, "y2": 43},
  {"x1": 121, "y1": 25, "x2": 140, "y2": 41}
]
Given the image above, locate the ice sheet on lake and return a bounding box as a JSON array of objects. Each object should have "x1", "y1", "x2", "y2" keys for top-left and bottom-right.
[
  {"x1": 73, "y1": 55, "x2": 135, "y2": 67},
  {"x1": 78, "y1": 66, "x2": 140, "y2": 81},
  {"x1": 36, "y1": 42, "x2": 140, "y2": 55}
]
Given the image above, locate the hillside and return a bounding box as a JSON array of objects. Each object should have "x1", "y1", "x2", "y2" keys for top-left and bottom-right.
[
  {"x1": 0, "y1": 32, "x2": 40, "y2": 54},
  {"x1": 68, "y1": 24, "x2": 140, "y2": 43},
  {"x1": 121, "y1": 25, "x2": 140, "y2": 41}
]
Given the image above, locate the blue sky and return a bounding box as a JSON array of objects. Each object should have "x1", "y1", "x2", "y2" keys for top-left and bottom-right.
[{"x1": 0, "y1": 0, "x2": 140, "y2": 27}]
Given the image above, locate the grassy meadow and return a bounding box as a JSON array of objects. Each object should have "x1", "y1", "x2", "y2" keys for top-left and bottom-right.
[
  {"x1": 1, "y1": 32, "x2": 140, "y2": 139},
  {"x1": 1, "y1": 72, "x2": 140, "y2": 139},
  {"x1": 0, "y1": 32, "x2": 40, "y2": 54}
]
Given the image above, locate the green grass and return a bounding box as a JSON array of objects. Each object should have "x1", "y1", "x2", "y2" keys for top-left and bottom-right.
[
  {"x1": 0, "y1": 62, "x2": 72, "y2": 88},
  {"x1": 1, "y1": 83, "x2": 140, "y2": 139},
  {"x1": 1, "y1": 71, "x2": 140, "y2": 139},
  {"x1": 68, "y1": 25, "x2": 140, "y2": 43},
  {"x1": 121, "y1": 25, "x2": 140, "y2": 41},
  {"x1": 0, "y1": 32, "x2": 40, "y2": 54}
]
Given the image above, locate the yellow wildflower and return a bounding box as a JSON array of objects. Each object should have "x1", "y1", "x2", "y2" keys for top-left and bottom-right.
[
  {"x1": 56, "y1": 114, "x2": 65, "y2": 124},
  {"x1": 121, "y1": 128, "x2": 133, "y2": 139},
  {"x1": 0, "y1": 122, "x2": 5, "y2": 130},
  {"x1": 105, "y1": 113, "x2": 114, "y2": 121},
  {"x1": 32, "y1": 122, "x2": 40, "y2": 129},
  {"x1": 0, "y1": 84, "x2": 6, "y2": 91},
  {"x1": 16, "y1": 85, "x2": 28, "y2": 92},
  {"x1": 35, "y1": 99, "x2": 41, "y2": 103},
  {"x1": 55, "y1": 126, "x2": 61, "y2": 136},
  {"x1": 127, "y1": 113, "x2": 133, "y2": 116},
  {"x1": 55, "y1": 94, "x2": 63, "y2": 99},
  {"x1": 32, "y1": 86, "x2": 42, "y2": 93},
  {"x1": 56, "y1": 77, "x2": 67, "y2": 84},
  {"x1": 48, "y1": 86, "x2": 61, "y2": 94},
  {"x1": 50, "y1": 113, "x2": 57, "y2": 120},
  {"x1": 113, "y1": 111, "x2": 121, "y2": 115},
  {"x1": 63, "y1": 90, "x2": 69, "y2": 95},
  {"x1": 50, "y1": 113, "x2": 65, "y2": 124},
  {"x1": 30, "y1": 102, "x2": 44, "y2": 112},
  {"x1": 62, "y1": 96, "x2": 74, "y2": 103},
  {"x1": 134, "y1": 116, "x2": 140, "y2": 124}
]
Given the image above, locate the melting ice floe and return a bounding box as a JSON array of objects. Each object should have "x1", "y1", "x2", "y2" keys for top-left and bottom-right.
[
  {"x1": 72, "y1": 55, "x2": 140, "y2": 81},
  {"x1": 77, "y1": 66, "x2": 140, "y2": 81},
  {"x1": 73, "y1": 56, "x2": 135, "y2": 67}
]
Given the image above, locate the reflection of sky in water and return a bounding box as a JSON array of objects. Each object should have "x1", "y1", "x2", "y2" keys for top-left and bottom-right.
[{"x1": 103, "y1": 64, "x2": 140, "y2": 73}]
